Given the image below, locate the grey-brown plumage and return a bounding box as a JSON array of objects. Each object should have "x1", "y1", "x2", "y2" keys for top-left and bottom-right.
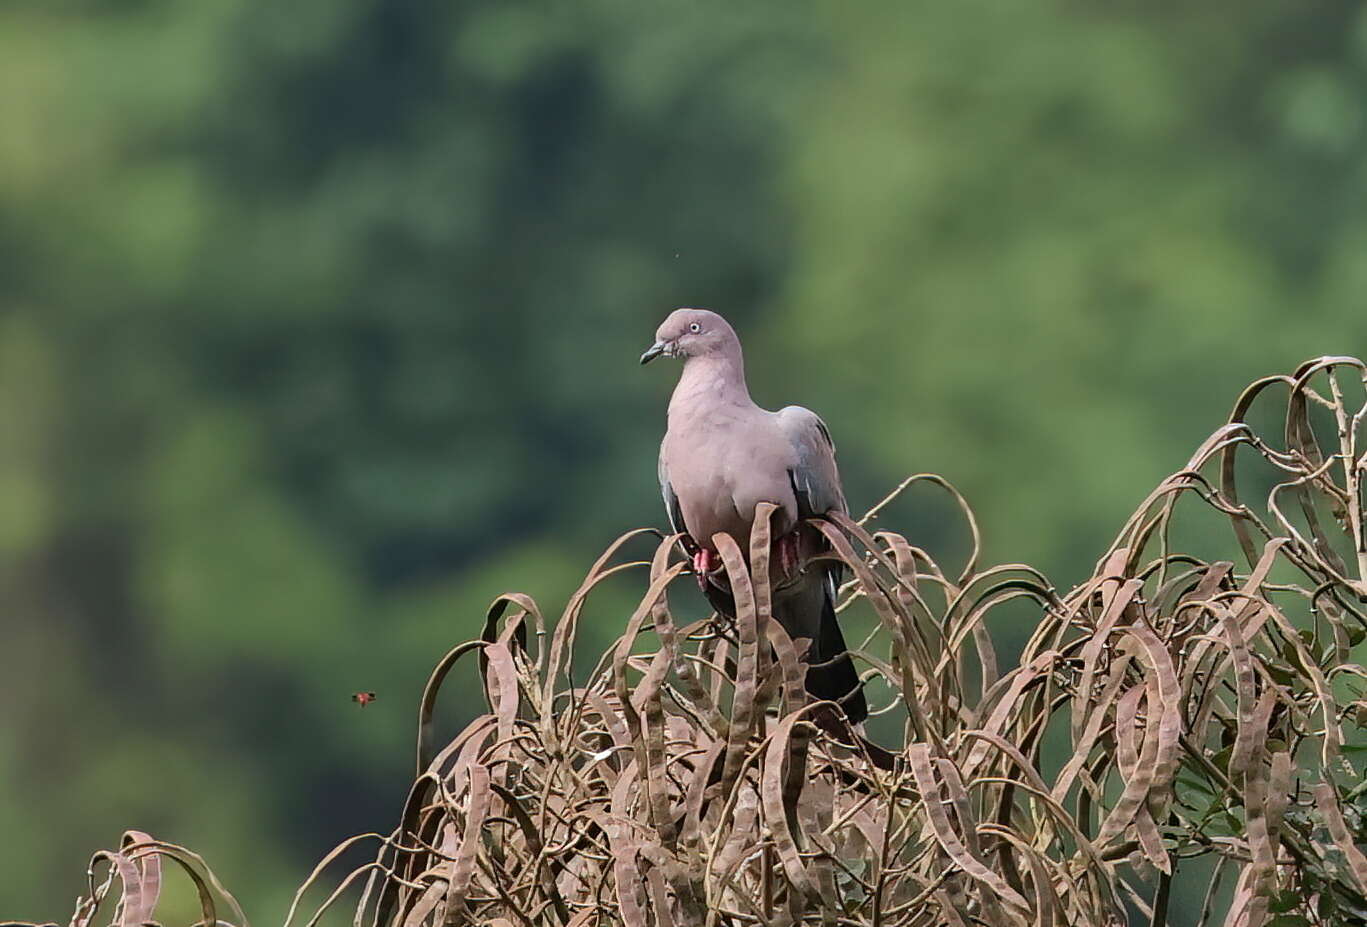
[{"x1": 642, "y1": 308, "x2": 867, "y2": 723}]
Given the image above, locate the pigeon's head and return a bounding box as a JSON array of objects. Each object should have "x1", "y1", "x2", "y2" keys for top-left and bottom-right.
[{"x1": 640, "y1": 308, "x2": 739, "y2": 365}]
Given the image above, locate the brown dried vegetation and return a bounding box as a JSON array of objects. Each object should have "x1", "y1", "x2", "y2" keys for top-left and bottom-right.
[{"x1": 36, "y1": 357, "x2": 1367, "y2": 926}]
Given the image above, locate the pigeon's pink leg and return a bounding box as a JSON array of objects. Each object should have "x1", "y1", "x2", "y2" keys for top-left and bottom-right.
[
  {"x1": 693, "y1": 548, "x2": 716, "y2": 590},
  {"x1": 776, "y1": 532, "x2": 801, "y2": 579}
]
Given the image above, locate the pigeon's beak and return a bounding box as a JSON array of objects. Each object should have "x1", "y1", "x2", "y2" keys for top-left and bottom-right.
[{"x1": 640, "y1": 341, "x2": 668, "y2": 365}]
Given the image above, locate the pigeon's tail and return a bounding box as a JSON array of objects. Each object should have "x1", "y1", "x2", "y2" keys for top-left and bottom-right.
[
  {"x1": 801, "y1": 585, "x2": 868, "y2": 724},
  {"x1": 701, "y1": 561, "x2": 867, "y2": 724}
]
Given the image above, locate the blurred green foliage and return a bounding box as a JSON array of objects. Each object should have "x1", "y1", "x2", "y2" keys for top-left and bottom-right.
[{"x1": 3, "y1": 0, "x2": 1367, "y2": 922}]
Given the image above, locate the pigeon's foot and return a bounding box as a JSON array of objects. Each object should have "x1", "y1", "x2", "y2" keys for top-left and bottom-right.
[
  {"x1": 776, "y1": 532, "x2": 802, "y2": 580},
  {"x1": 693, "y1": 548, "x2": 718, "y2": 591}
]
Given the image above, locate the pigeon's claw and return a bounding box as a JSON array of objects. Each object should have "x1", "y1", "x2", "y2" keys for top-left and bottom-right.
[{"x1": 693, "y1": 548, "x2": 719, "y2": 591}]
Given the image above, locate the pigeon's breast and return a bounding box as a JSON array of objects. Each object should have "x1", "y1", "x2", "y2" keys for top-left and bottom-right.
[{"x1": 665, "y1": 412, "x2": 798, "y2": 551}]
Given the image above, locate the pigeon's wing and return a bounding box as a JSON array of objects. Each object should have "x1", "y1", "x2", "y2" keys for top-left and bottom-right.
[
  {"x1": 776, "y1": 405, "x2": 848, "y2": 520},
  {"x1": 773, "y1": 406, "x2": 866, "y2": 723},
  {"x1": 658, "y1": 442, "x2": 689, "y2": 537}
]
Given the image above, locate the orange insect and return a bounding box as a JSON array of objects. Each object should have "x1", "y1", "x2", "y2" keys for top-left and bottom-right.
[{"x1": 352, "y1": 691, "x2": 377, "y2": 707}]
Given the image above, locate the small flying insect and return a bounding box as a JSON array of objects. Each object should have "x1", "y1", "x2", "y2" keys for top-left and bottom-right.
[{"x1": 352, "y1": 691, "x2": 377, "y2": 707}]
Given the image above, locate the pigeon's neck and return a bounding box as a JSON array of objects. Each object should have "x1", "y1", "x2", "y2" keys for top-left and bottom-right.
[{"x1": 669, "y1": 353, "x2": 753, "y2": 420}]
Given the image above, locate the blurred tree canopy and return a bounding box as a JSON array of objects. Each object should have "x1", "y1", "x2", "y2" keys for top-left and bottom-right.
[{"x1": 3, "y1": 0, "x2": 1367, "y2": 922}]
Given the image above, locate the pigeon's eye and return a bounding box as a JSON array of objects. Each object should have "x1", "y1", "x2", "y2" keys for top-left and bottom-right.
[{"x1": 688, "y1": 322, "x2": 702, "y2": 333}]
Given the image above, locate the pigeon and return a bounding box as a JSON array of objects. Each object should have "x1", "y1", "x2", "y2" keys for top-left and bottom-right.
[{"x1": 642, "y1": 308, "x2": 867, "y2": 722}]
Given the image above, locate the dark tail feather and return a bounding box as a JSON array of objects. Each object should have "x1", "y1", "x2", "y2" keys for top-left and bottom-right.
[
  {"x1": 702, "y1": 567, "x2": 866, "y2": 723},
  {"x1": 805, "y1": 591, "x2": 867, "y2": 724}
]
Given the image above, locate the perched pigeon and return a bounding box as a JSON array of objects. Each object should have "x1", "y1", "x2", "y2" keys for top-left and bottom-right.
[{"x1": 642, "y1": 308, "x2": 867, "y2": 722}]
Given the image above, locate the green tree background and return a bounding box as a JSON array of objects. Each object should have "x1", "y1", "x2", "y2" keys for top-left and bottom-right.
[{"x1": 3, "y1": 1, "x2": 1366, "y2": 922}]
